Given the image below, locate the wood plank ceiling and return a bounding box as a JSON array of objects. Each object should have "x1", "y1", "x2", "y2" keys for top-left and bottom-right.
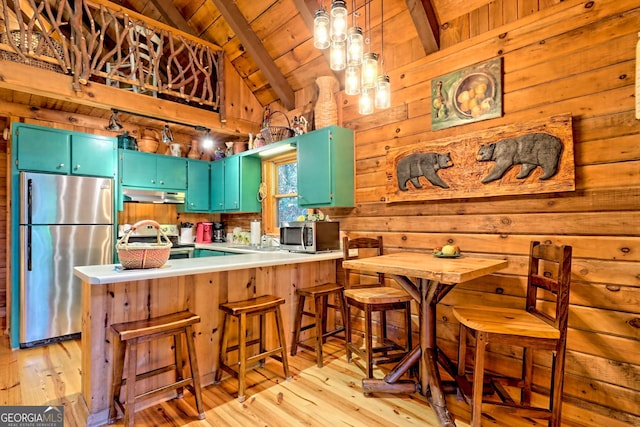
[
  {"x1": 3, "y1": 0, "x2": 563, "y2": 120},
  {"x1": 117, "y1": 0, "x2": 448, "y2": 109}
]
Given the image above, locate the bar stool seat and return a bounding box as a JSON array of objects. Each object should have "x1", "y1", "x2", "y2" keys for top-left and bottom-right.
[
  {"x1": 291, "y1": 283, "x2": 348, "y2": 367},
  {"x1": 215, "y1": 295, "x2": 291, "y2": 402},
  {"x1": 109, "y1": 310, "x2": 205, "y2": 427}
]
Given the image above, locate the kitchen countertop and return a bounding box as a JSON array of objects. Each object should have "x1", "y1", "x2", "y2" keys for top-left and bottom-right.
[{"x1": 74, "y1": 244, "x2": 343, "y2": 285}]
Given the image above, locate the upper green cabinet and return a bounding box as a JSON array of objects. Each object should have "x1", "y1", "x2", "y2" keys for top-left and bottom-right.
[
  {"x1": 178, "y1": 159, "x2": 210, "y2": 212},
  {"x1": 225, "y1": 155, "x2": 261, "y2": 212},
  {"x1": 120, "y1": 150, "x2": 187, "y2": 190},
  {"x1": 297, "y1": 126, "x2": 354, "y2": 207},
  {"x1": 210, "y1": 159, "x2": 225, "y2": 212},
  {"x1": 15, "y1": 123, "x2": 116, "y2": 177},
  {"x1": 209, "y1": 156, "x2": 261, "y2": 213}
]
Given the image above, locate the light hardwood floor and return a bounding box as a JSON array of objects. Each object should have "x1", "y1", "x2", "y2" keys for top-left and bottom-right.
[{"x1": 0, "y1": 335, "x2": 472, "y2": 426}]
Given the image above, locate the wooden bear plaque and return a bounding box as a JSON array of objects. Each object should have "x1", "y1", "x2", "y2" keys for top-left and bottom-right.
[{"x1": 385, "y1": 114, "x2": 575, "y2": 202}]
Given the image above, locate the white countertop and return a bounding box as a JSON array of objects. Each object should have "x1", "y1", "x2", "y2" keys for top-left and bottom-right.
[{"x1": 74, "y1": 245, "x2": 343, "y2": 285}]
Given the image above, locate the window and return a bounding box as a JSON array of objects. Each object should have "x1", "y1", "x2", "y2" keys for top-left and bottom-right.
[{"x1": 262, "y1": 153, "x2": 308, "y2": 235}]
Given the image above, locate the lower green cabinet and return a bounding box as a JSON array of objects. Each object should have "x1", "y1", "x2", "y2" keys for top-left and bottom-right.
[
  {"x1": 194, "y1": 249, "x2": 243, "y2": 257},
  {"x1": 194, "y1": 249, "x2": 227, "y2": 257}
]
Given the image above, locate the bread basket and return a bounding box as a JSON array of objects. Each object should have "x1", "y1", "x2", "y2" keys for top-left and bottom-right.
[{"x1": 116, "y1": 220, "x2": 172, "y2": 269}]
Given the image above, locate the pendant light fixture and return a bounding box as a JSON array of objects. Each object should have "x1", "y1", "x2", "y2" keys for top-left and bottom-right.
[
  {"x1": 374, "y1": 0, "x2": 390, "y2": 109},
  {"x1": 345, "y1": 65, "x2": 361, "y2": 95},
  {"x1": 313, "y1": 0, "x2": 389, "y2": 115},
  {"x1": 330, "y1": 40, "x2": 346, "y2": 70},
  {"x1": 313, "y1": 8, "x2": 331, "y2": 49},
  {"x1": 330, "y1": 0, "x2": 348, "y2": 41}
]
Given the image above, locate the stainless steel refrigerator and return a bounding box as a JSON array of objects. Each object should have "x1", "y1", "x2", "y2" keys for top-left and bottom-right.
[{"x1": 19, "y1": 172, "x2": 114, "y2": 347}]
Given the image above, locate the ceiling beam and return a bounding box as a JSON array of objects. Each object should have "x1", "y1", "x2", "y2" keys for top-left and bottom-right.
[
  {"x1": 148, "y1": 0, "x2": 195, "y2": 35},
  {"x1": 405, "y1": 0, "x2": 440, "y2": 55},
  {"x1": 292, "y1": 0, "x2": 343, "y2": 89},
  {"x1": 212, "y1": 0, "x2": 295, "y2": 110}
]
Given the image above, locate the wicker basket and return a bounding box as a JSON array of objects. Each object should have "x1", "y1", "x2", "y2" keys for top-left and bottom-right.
[
  {"x1": 116, "y1": 220, "x2": 172, "y2": 269},
  {"x1": 260, "y1": 110, "x2": 294, "y2": 144}
]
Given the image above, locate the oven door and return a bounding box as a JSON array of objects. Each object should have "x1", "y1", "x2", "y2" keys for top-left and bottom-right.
[{"x1": 169, "y1": 247, "x2": 194, "y2": 259}]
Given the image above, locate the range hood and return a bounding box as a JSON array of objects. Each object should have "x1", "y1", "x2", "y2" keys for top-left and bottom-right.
[{"x1": 122, "y1": 188, "x2": 185, "y2": 204}]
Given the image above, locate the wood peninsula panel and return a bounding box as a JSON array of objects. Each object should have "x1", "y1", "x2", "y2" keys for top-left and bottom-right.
[{"x1": 80, "y1": 260, "x2": 336, "y2": 425}]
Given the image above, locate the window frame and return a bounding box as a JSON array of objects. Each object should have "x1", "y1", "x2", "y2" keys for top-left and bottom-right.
[{"x1": 261, "y1": 152, "x2": 307, "y2": 235}]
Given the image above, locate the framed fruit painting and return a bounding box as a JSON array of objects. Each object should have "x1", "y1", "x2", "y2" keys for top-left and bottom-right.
[{"x1": 431, "y1": 58, "x2": 503, "y2": 131}]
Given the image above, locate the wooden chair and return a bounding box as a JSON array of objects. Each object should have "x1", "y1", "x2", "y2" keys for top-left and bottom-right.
[
  {"x1": 109, "y1": 311, "x2": 205, "y2": 427},
  {"x1": 291, "y1": 282, "x2": 348, "y2": 367},
  {"x1": 215, "y1": 295, "x2": 291, "y2": 402},
  {"x1": 453, "y1": 241, "x2": 572, "y2": 427},
  {"x1": 343, "y1": 236, "x2": 413, "y2": 378}
]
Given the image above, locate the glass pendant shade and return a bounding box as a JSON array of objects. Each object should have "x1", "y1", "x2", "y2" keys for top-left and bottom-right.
[
  {"x1": 313, "y1": 9, "x2": 331, "y2": 49},
  {"x1": 347, "y1": 26, "x2": 364, "y2": 66},
  {"x1": 359, "y1": 87, "x2": 374, "y2": 115},
  {"x1": 330, "y1": 0, "x2": 348, "y2": 41},
  {"x1": 361, "y1": 52, "x2": 379, "y2": 89},
  {"x1": 375, "y1": 74, "x2": 391, "y2": 109},
  {"x1": 330, "y1": 40, "x2": 346, "y2": 71},
  {"x1": 345, "y1": 66, "x2": 361, "y2": 95}
]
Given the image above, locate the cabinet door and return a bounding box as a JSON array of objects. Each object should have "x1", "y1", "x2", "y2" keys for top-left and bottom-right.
[
  {"x1": 71, "y1": 134, "x2": 116, "y2": 177},
  {"x1": 16, "y1": 125, "x2": 70, "y2": 173},
  {"x1": 183, "y1": 160, "x2": 209, "y2": 211},
  {"x1": 210, "y1": 160, "x2": 225, "y2": 212},
  {"x1": 121, "y1": 150, "x2": 157, "y2": 187},
  {"x1": 238, "y1": 156, "x2": 262, "y2": 212},
  {"x1": 224, "y1": 156, "x2": 240, "y2": 211},
  {"x1": 297, "y1": 130, "x2": 332, "y2": 206},
  {"x1": 157, "y1": 156, "x2": 187, "y2": 190}
]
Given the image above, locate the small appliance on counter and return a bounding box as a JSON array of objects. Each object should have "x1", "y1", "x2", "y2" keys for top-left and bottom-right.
[
  {"x1": 196, "y1": 221, "x2": 213, "y2": 243},
  {"x1": 180, "y1": 222, "x2": 194, "y2": 244},
  {"x1": 213, "y1": 221, "x2": 225, "y2": 242},
  {"x1": 279, "y1": 221, "x2": 340, "y2": 253}
]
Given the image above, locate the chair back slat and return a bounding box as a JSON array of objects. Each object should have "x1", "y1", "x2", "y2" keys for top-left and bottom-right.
[
  {"x1": 342, "y1": 236, "x2": 384, "y2": 288},
  {"x1": 526, "y1": 241, "x2": 572, "y2": 332}
]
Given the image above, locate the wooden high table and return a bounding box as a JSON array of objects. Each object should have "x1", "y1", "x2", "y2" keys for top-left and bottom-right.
[{"x1": 342, "y1": 252, "x2": 508, "y2": 427}]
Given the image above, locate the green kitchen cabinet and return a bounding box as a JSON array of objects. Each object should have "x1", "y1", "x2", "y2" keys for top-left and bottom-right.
[
  {"x1": 15, "y1": 123, "x2": 116, "y2": 177},
  {"x1": 223, "y1": 155, "x2": 261, "y2": 212},
  {"x1": 179, "y1": 159, "x2": 210, "y2": 212},
  {"x1": 120, "y1": 150, "x2": 187, "y2": 190},
  {"x1": 297, "y1": 125, "x2": 354, "y2": 207},
  {"x1": 194, "y1": 249, "x2": 227, "y2": 257},
  {"x1": 209, "y1": 156, "x2": 261, "y2": 213},
  {"x1": 210, "y1": 159, "x2": 225, "y2": 212}
]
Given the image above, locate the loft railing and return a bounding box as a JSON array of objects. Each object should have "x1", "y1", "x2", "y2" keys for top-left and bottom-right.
[{"x1": 0, "y1": 0, "x2": 223, "y2": 113}]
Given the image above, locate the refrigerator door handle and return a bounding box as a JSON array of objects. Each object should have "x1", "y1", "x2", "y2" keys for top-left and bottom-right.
[
  {"x1": 27, "y1": 178, "x2": 33, "y2": 225},
  {"x1": 27, "y1": 226, "x2": 32, "y2": 271}
]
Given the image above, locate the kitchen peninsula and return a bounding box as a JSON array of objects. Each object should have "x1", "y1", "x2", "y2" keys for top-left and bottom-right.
[{"x1": 74, "y1": 249, "x2": 342, "y2": 427}]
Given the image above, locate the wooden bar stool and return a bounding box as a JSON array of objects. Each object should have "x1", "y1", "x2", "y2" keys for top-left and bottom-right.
[
  {"x1": 215, "y1": 295, "x2": 291, "y2": 402},
  {"x1": 291, "y1": 283, "x2": 348, "y2": 367},
  {"x1": 342, "y1": 236, "x2": 413, "y2": 378},
  {"x1": 109, "y1": 311, "x2": 205, "y2": 427}
]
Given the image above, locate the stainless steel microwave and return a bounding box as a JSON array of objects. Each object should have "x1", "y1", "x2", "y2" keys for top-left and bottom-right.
[{"x1": 279, "y1": 221, "x2": 340, "y2": 253}]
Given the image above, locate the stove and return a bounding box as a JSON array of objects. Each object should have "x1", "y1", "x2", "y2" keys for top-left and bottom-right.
[{"x1": 118, "y1": 223, "x2": 195, "y2": 258}]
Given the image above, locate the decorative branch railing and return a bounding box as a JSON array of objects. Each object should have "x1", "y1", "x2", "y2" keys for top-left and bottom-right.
[{"x1": 0, "y1": 0, "x2": 224, "y2": 112}]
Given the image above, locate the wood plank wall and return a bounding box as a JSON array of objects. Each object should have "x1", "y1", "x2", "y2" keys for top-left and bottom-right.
[{"x1": 315, "y1": 0, "x2": 639, "y2": 425}]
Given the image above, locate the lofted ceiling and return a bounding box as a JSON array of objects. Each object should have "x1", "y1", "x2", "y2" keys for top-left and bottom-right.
[{"x1": 0, "y1": 0, "x2": 562, "y2": 135}]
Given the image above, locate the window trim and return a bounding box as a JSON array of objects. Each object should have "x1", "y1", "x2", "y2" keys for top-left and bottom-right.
[{"x1": 261, "y1": 152, "x2": 306, "y2": 235}]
